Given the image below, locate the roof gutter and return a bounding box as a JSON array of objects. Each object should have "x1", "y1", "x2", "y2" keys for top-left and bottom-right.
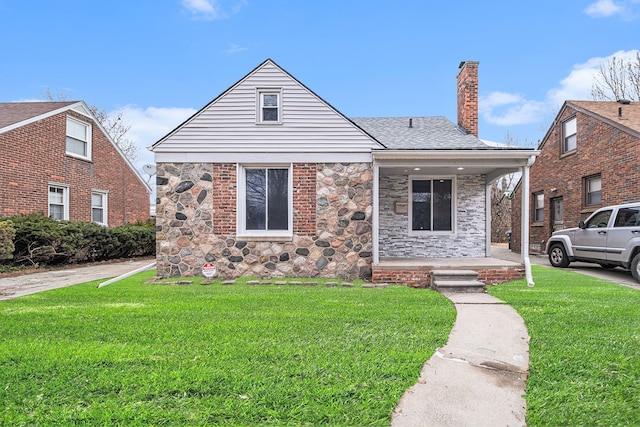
[{"x1": 372, "y1": 149, "x2": 539, "y2": 161}]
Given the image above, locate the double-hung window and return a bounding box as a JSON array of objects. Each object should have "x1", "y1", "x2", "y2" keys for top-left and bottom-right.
[
  {"x1": 410, "y1": 178, "x2": 454, "y2": 232},
  {"x1": 91, "y1": 191, "x2": 108, "y2": 226},
  {"x1": 256, "y1": 89, "x2": 281, "y2": 124},
  {"x1": 584, "y1": 174, "x2": 602, "y2": 207},
  {"x1": 48, "y1": 184, "x2": 69, "y2": 220},
  {"x1": 66, "y1": 116, "x2": 92, "y2": 160},
  {"x1": 238, "y1": 165, "x2": 292, "y2": 237},
  {"x1": 562, "y1": 117, "x2": 576, "y2": 154},
  {"x1": 533, "y1": 192, "x2": 544, "y2": 222}
]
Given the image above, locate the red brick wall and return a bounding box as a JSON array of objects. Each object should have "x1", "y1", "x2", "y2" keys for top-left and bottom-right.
[
  {"x1": 371, "y1": 267, "x2": 524, "y2": 287},
  {"x1": 293, "y1": 163, "x2": 316, "y2": 236},
  {"x1": 512, "y1": 106, "x2": 640, "y2": 252},
  {"x1": 212, "y1": 164, "x2": 237, "y2": 234},
  {"x1": 0, "y1": 110, "x2": 150, "y2": 226},
  {"x1": 457, "y1": 61, "x2": 479, "y2": 137}
]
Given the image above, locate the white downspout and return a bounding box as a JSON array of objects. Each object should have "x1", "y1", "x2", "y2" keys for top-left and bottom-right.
[
  {"x1": 372, "y1": 160, "x2": 380, "y2": 265},
  {"x1": 521, "y1": 157, "x2": 535, "y2": 287}
]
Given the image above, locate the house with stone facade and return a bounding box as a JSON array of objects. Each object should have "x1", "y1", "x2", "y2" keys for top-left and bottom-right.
[
  {"x1": 151, "y1": 59, "x2": 537, "y2": 285},
  {"x1": 511, "y1": 100, "x2": 640, "y2": 253},
  {"x1": 0, "y1": 101, "x2": 151, "y2": 226}
]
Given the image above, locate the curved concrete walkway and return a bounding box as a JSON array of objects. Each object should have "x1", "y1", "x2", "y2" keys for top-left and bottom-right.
[{"x1": 391, "y1": 292, "x2": 529, "y2": 427}]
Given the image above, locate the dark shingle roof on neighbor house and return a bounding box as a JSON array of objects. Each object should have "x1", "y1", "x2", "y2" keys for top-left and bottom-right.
[
  {"x1": 351, "y1": 116, "x2": 497, "y2": 150},
  {"x1": 0, "y1": 101, "x2": 79, "y2": 130}
]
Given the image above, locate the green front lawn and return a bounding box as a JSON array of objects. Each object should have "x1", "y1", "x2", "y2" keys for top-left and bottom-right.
[
  {"x1": 489, "y1": 266, "x2": 640, "y2": 426},
  {"x1": 0, "y1": 274, "x2": 455, "y2": 426}
]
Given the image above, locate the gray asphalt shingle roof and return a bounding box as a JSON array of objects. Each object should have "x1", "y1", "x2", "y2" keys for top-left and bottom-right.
[{"x1": 351, "y1": 116, "x2": 493, "y2": 150}]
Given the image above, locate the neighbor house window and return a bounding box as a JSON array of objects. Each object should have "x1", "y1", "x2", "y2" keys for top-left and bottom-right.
[
  {"x1": 410, "y1": 178, "x2": 454, "y2": 232},
  {"x1": 48, "y1": 184, "x2": 69, "y2": 220},
  {"x1": 66, "y1": 116, "x2": 92, "y2": 159},
  {"x1": 256, "y1": 89, "x2": 281, "y2": 123},
  {"x1": 562, "y1": 117, "x2": 576, "y2": 154},
  {"x1": 91, "y1": 191, "x2": 108, "y2": 226},
  {"x1": 533, "y1": 192, "x2": 544, "y2": 222},
  {"x1": 584, "y1": 174, "x2": 602, "y2": 206},
  {"x1": 238, "y1": 165, "x2": 291, "y2": 237}
]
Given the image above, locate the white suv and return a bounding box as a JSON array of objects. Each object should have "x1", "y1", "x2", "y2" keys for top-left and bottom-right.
[{"x1": 545, "y1": 201, "x2": 640, "y2": 283}]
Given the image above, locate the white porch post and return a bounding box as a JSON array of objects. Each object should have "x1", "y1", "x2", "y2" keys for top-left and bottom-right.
[
  {"x1": 521, "y1": 159, "x2": 535, "y2": 286},
  {"x1": 372, "y1": 160, "x2": 380, "y2": 264}
]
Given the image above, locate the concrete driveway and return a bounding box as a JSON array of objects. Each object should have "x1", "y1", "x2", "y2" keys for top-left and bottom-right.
[
  {"x1": 0, "y1": 257, "x2": 156, "y2": 301},
  {"x1": 492, "y1": 245, "x2": 640, "y2": 290}
]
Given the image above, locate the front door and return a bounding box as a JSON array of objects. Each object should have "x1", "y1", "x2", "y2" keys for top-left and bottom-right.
[{"x1": 551, "y1": 197, "x2": 563, "y2": 232}]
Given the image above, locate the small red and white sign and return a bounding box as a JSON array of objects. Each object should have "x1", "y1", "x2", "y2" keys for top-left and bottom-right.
[{"x1": 202, "y1": 263, "x2": 217, "y2": 278}]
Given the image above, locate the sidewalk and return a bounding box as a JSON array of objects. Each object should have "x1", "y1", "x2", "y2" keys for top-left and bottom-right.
[{"x1": 0, "y1": 257, "x2": 155, "y2": 301}]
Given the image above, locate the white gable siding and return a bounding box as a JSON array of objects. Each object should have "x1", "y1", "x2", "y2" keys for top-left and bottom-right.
[{"x1": 153, "y1": 61, "x2": 380, "y2": 162}]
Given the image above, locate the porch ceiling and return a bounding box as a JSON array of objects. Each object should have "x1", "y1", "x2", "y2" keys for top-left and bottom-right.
[{"x1": 374, "y1": 149, "x2": 538, "y2": 181}]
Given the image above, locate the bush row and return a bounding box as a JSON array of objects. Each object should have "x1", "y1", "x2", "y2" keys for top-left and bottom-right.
[{"x1": 0, "y1": 214, "x2": 155, "y2": 267}]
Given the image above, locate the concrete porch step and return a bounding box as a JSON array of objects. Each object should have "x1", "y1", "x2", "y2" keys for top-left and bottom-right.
[{"x1": 431, "y1": 270, "x2": 486, "y2": 293}]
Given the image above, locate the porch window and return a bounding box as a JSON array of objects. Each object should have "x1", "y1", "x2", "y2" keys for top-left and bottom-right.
[
  {"x1": 238, "y1": 165, "x2": 292, "y2": 237},
  {"x1": 410, "y1": 178, "x2": 453, "y2": 232}
]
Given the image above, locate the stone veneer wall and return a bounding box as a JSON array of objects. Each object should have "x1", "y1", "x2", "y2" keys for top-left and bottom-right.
[
  {"x1": 378, "y1": 174, "x2": 487, "y2": 257},
  {"x1": 155, "y1": 162, "x2": 373, "y2": 280}
]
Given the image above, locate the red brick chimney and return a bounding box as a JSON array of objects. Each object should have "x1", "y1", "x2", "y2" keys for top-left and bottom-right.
[{"x1": 457, "y1": 61, "x2": 479, "y2": 137}]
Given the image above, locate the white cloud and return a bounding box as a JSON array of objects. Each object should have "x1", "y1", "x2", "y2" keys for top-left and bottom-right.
[
  {"x1": 583, "y1": 0, "x2": 640, "y2": 19},
  {"x1": 224, "y1": 43, "x2": 248, "y2": 55},
  {"x1": 481, "y1": 49, "x2": 640, "y2": 127},
  {"x1": 181, "y1": 0, "x2": 247, "y2": 20},
  {"x1": 116, "y1": 105, "x2": 196, "y2": 173},
  {"x1": 584, "y1": 0, "x2": 623, "y2": 17}
]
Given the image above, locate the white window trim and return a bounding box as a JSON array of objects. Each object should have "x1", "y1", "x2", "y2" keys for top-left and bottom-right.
[
  {"x1": 91, "y1": 190, "x2": 108, "y2": 226},
  {"x1": 66, "y1": 116, "x2": 92, "y2": 161},
  {"x1": 408, "y1": 175, "x2": 456, "y2": 236},
  {"x1": 236, "y1": 163, "x2": 293, "y2": 239},
  {"x1": 255, "y1": 88, "x2": 283, "y2": 125},
  {"x1": 48, "y1": 183, "x2": 70, "y2": 221}
]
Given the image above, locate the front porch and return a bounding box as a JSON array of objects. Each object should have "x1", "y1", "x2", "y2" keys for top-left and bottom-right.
[{"x1": 371, "y1": 253, "x2": 524, "y2": 287}]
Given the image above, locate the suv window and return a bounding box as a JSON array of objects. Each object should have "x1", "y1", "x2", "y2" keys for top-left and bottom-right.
[
  {"x1": 584, "y1": 210, "x2": 612, "y2": 228},
  {"x1": 614, "y1": 207, "x2": 640, "y2": 228}
]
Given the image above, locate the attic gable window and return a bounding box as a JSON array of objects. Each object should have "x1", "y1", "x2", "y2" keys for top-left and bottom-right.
[
  {"x1": 66, "y1": 116, "x2": 92, "y2": 160},
  {"x1": 562, "y1": 117, "x2": 576, "y2": 154},
  {"x1": 257, "y1": 89, "x2": 282, "y2": 124}
]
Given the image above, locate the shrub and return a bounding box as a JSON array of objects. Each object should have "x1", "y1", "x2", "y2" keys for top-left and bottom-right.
[
  {"x1": 0, "y1": 220, "x2": 15, "y2": 261},
  {"x1": 8, "y1": 213, "x2": 155, "y2": 267}
]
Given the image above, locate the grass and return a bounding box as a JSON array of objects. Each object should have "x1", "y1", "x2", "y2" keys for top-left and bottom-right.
[
  {"x1": 0, "y1": 273, "x2": 455, "y2": 426},
  {"x1": 489, "y1": 265, "x2": 640, "y2": 426}
]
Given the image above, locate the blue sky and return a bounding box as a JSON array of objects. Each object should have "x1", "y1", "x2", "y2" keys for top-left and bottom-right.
[{"x1": 1, "y1": 0, "x2": 639, "y2": 175}]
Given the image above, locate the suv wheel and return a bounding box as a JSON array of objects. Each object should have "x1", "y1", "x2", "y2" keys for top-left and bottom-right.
[
  {"x1": 548, "y1": 243, "x2": 570, "y2": 268},
  {"x1": 631, "y1": 253, "x2": 640, "y2": 283}
]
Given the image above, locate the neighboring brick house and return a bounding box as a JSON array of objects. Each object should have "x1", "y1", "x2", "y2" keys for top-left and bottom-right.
[
  {"x1": 511, "y1": 100, "x2": 640, "y2": 253},
  {"x1": 0, "y1": 101, "x2": 151, "y2": 226},
  {"x1": 152, "y1": 59, "x2": 537, "y2": 282}
]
